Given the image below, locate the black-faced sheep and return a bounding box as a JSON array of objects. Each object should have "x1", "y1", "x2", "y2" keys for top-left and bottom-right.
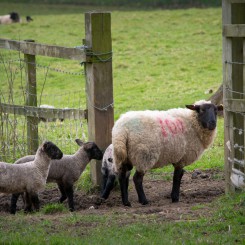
[
  {"x1": 11, "y1": 139, "x2": 103, "y2": 213},
  {"x1": 0, "y1": 12, "x2": 20, "y2": 24},
  {"x1": 0, "y1": 141, "x2": 63, "y2": 213},
  {"x1": 112, "y1": 100, "x2": 223, "y2": 206},
  {"x1": 101, "y1": 144, "x2": 130, "y2": 200}
]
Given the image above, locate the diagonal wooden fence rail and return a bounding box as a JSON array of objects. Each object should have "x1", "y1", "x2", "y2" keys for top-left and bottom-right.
[{"x1": 0, "y1": 11, "x2": 114, "y2": 187}]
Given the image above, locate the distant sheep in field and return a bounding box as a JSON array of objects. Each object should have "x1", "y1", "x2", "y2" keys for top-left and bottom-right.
[
  {"x1": 0, "y1": 141, "x2": 63, "y2": 214},
  {"x1": 112, "y1": 100, "x2": 223, "y2": 206},
  {"x1": 101, "y1": 144, "x2": 130, "y2": 200},
  {"x1": 11, "y1": 139, "x2": 103, "y2": 213},
  {"x1": 0, "y1": 12, "x2": 33, "y2": 24},
  {"x1": 0, "y1": 12, "x2": 21, "y2": 24}
]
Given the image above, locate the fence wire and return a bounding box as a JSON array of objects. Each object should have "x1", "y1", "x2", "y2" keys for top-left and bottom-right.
[
  {"x1": 224, "y1": 61, "x2": 245, "y2": 189},
  {"x1": 0, "y1": 51, "x2": 88, "y2": 163}
]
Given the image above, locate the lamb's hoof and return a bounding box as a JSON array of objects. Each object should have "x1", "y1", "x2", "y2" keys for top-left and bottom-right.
[
  {"x1": 123, "y1": 201, "x2": 131, "y2": 207},
  {"x1": 69, "y1": 207, "x2": 75, "y2": 212},
  {"x1": 140, "y1": 200, "x2": 149, "y2": 205},
  {"x1": 10, "y1": 210, "x2": 16, "y2": 215},
  {"x1": 95, "y1": 197, "x2": 105, "y2": 205},
  {"x1": 171, "y1": 198, "x2": 179, "y2": 203}
]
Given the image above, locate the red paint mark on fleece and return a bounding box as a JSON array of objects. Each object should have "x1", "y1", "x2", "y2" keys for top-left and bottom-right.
[
  {"x1": 157, "y1": 118, "x2": 168, "y2": 137},
  {"x1": 157, "y1": 117, "x2": 185, "y2": 137}
]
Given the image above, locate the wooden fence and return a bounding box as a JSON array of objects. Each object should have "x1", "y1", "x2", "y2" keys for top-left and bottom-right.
[
  {"x1": 223, "y1": 0, "x2": 245, "y2": 191},
  {"x1": 0, "y1": 11, "x2": 114, "y2": 186}
]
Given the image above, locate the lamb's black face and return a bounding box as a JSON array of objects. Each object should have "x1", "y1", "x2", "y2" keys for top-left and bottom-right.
[
  {"x1": 84, "y1": 142, "x2": 103, "y2": 160},
  {"x1": 186, "y1": 103, "x2": 223, "y2": 130},
  {"x1": 42, "y1": 141, "x2": 63, "y2": 160}
]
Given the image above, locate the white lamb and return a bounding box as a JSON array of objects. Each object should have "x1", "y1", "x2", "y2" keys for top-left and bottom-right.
[
  {"x1": 11, "y1": 139, "x2": 103, "y2": 213},
  {"x1": 112, "y1": 100, "x2": 223, "y2": 206},
  {"x1": 0, "y1": 141, "x2": 63, "y2": 213},
  {"x1": 101, "y1": 144, "x2": 130, "y2": 200}
]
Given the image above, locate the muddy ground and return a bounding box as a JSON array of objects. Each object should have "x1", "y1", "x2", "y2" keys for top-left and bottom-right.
[{"x1": 0, "y1": 169, "x2": 225, "y2": 220}]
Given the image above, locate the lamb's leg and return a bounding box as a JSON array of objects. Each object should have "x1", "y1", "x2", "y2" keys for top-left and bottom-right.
[
  {"x1": 30, "y1": 193, "x2": 40, "y2": 211},
  {"x1": 65, "y1": 184, "x2": 74, "y2": 212},
  {"x1": 101, "y1": 171, "x2": 108, "y2": 194},
  {"x1": 58, "y1": 182, "x2": 67, "y2": 203},
  {"x1": 10, "y1": 193, "x2": 21, "y2": 214},
  {"x1": 118, "y1": 167, "x2": 131, "y2": 207},
  {"x1": 133, "y1": 171, "x2": 148, "y2": 205},
  {"x1": 171, "y1": 166, "x2": 184, "y2": 202},
  {"x1": 101, "y1": 174, "x2": 116, "y2": 199},
  {"x1": 24, "y1": 192, "x2": 33, "y2": 213}
]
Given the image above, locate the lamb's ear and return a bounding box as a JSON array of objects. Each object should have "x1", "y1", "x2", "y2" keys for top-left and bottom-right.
[
  {"x1": 75, "y1": 139, "x2": 83, "y2": 146},
  {"x1": 217, "y1": 104, "x2": 223, "y2": 111},
  {"x1": 186, "y1": 105, "x2": 200, "y2": 111}
]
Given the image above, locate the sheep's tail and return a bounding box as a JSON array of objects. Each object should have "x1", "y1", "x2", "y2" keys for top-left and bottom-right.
[{"x1": 112, "y1": 130, "x2": 128, "y2": 174}]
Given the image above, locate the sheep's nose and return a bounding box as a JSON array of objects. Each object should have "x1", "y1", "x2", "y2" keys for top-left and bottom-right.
[{"x1": 208, "y1": 121, "x2": 216, "y2": 130}]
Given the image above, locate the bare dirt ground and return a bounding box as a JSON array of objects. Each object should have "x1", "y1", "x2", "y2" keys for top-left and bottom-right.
[{"x1": 0, "y1": 169, "x2": 225, "y2": 220}]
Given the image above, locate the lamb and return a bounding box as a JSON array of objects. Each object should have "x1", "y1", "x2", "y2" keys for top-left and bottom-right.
[
  {"x1": 0, "y1": 141, "x2": 63, "y2": 213},
  {"x1": 11, "y1": 139, "x2": 103, "y2": 213},
  {"x1": 101, "y1": 144, "x2": 130, "y2": 200},
  {"x1": 0, "y1": 12, "x2": 21, "y2": 24},
  {"x1": 112, "y1": 100, "x2": 223, "y2": 206}
]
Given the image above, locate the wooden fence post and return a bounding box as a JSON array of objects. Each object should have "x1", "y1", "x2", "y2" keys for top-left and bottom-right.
[
  {"x1": 223, "y1": 1, "x2": 245, "y2": 191},
  {"x1": 24, "y1": 40, "x2": 39, "y2": 155},
  {"x1": 85, "y1": 12, "x2": 114, "y2": 186}
]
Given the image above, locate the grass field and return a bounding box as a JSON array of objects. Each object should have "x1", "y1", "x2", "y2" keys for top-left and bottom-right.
[{"x1": 0, "y1": 3, "x2": 244, "y2": 244}]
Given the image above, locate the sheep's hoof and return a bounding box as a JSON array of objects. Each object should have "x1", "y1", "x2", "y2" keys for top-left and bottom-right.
[
  {"x1": 171, "y1": 198, "x2": 179, "y2": 203},
  {"x1": 140, "y1": 200, "x2": 149, "y2": 205},
  {"x1": 95, "y1": 197, "x2": 105, "y2": 205},
  {"x1": 123, "y1": 201, "x2": 131, "y2": 207}
]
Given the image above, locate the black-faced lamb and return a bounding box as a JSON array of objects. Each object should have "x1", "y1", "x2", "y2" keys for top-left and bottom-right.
[
  {"x1": 0, "y1": 141, "x2": 63, "y2": 213},
  {"x1": 0, "y1": 12, "x2": 20, "y2": 24},
  {"x1": 112, "y1": 100, "x2": 223, "y2": 206},
  {"x1": 101, "y1": 144, "x2": 130, "y2": 200},
  {"x1": 11, "y1": 139, "x2": 103, "y2": 213}
]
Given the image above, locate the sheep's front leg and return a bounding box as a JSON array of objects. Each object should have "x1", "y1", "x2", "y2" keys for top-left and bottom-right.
[
  {"x1": 65, "y1": 184, "x2": 74, "y2": 212},
  {"x1": 30, "y1": 193, "x2": 40, "y2": 211},
  {"x1": 24, "y1": 192, "x2": 33, "y2": 213},
  {"x1": 118, "y1": 168, "x2": 131, "y2": 207},
  {"x1": 133, "y1": 171, "x2": 148, "y2": 205},
  {"x1": 101, "y1": 174, "x2": 116, "y2": 199},
  {"x1": 58, "y1": 182, "x2": 67, "y2": 203},
  {"x1": 10, "y1": 193, "x2": 21, "y2": 214},
  {"x1": 171, "y1": 166, "x2": 184, "y2": 202}
]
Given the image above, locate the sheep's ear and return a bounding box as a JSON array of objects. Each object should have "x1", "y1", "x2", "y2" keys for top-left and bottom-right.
[
  {"x1": 186, "y1": 105, "x2": 199, "y2": 111},
  {"x1": 217, "y1": 104, "x2": 223, "y2": 111},
  {"x1": 75, "y1": 139, "x2": 84, "y2": 146}
]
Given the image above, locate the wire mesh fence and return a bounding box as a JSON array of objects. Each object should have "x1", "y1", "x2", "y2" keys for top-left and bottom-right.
[{"x1": 0, "y1": 50, "x2": 87, "y2": 163}]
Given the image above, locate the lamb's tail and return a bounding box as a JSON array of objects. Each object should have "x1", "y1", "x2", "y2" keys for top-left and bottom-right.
[{"x1": 112, "y1": 129, "x2": 128, "y2": 174}]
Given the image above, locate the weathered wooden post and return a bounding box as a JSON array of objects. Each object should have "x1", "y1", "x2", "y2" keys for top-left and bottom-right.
[
  {"x1": 223, "y1": 0, "x2": 245, "y2": 192},
  {"x1": 24, "y1": 40, "x2": 39, "y2": 155},
  {"x1": 85, "y1": 12, "x2": 114, "y2": 186}
]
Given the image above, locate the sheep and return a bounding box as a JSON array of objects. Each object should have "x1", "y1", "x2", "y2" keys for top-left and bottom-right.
[
  {"x1": 0, "y1": 12, "x2": 20, "y2": 24},
  {"x1": 0, "y1": 141, "x2": 63, "y2": 213},
  {"x1": 11, "y1": 139, "x2": 103, "y2": 213},
  {"x1": 112, "y1": 100, "x2": 223, "y2": 206},
  {"x1": 26, "y1": 16, "x2": 33, "y2": 22},
  {"x1": 101, "y1": 144, "x2": 130, "y2": 200}
]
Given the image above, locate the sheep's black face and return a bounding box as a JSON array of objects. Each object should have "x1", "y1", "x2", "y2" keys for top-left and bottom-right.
[
  {"x1": 186, "y1": 103, "x2": 223, "y2": 130},
  {"x1": 9, "y1": 12, "x2": 20, "y2": 22},
  {"x1": 84, "y1": 142, "x2": 103, "y2": 160},
  {"x1": 42, "y1": 141, "x2": 63, "y2": 160}
]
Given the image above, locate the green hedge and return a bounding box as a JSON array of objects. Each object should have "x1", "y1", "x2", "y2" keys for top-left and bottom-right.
[{"x1": 0, "y1": 0, "x2": 221, "y2": 7}]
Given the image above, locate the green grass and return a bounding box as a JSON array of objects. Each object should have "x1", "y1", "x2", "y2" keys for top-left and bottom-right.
[{"x1": 0, "y1": 191, "x2": 244, "y2": 244}]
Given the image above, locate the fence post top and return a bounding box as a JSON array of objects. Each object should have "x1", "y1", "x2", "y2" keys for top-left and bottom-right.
[{"x1": 85, "y1": 11, "x2": 111, "y2": 15}]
